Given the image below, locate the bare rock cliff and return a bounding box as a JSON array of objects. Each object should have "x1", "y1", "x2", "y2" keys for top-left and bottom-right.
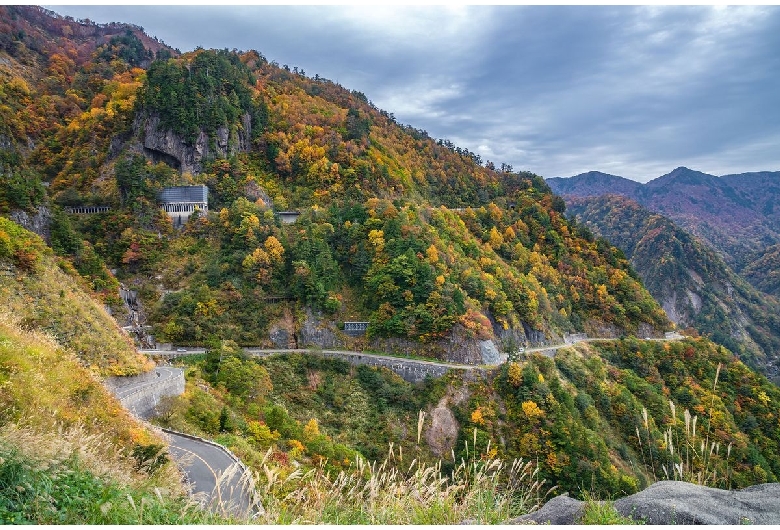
[{"x1": 140, "y1": 113, "x2": 252, "y2": 174}]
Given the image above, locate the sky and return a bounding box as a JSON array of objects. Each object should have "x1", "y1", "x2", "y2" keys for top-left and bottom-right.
[{"x1": 45, "y1": 4, "x2": 780, "y2": 182}]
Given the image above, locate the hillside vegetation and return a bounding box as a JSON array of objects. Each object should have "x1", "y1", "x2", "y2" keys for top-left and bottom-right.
[
  {"x1": 152, "y1": 335, "x2": 780, "y2": 508},
  {"x1": 0, "y1": 9, "x2": 670, "y2": 355},
  {"x1": 742, "y1": 243, "x2": 780, "y2": 299},
  {"x1": 547, "y1": 167, "x2": 780, "y2": 291},
  {"x1": 0, "y1": 216, "x2": 147, "y2": 375},
  {"x1": 0, "y1": 308, "x2": 217, "y2": 523}
]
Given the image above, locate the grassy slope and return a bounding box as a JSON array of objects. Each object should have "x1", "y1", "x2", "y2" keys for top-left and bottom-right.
[
  {"x1": 0, "y1": 313, "x2": 218, "y2": 523},
  {"x1": 0, "y1": 216, "x2": 148, "y2": 375},
  {"x1": 0, "y1": 216, "x2": 217, "y2": 523}
]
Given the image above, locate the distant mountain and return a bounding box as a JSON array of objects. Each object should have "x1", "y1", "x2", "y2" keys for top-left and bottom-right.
[
  {"x1": 547, "y1": 167, "x2": 780, "y2": 283},
  {"x1": 566, "y1": 194, "x2": 780, "y2": 382},
  {"x1": 546, "y1": 171, "x2": 641, "y2": 198}
]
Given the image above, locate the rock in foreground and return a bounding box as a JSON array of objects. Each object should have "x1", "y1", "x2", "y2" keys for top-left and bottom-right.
[{"x1": 512, "y1": 481, "x2": 780, "y2": 524}]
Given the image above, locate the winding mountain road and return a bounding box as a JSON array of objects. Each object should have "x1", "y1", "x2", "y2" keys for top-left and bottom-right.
[
  {"x1": 114, "y1": 334, "x2": 680, "y2": 518},
  {"x1": 106, "y1": 368, "x2": 260, "y2": 519},
  {"x1": 141, "y1": 336, "x2": 640, "y2": 367},
  {"x1": 111, "y1": 366, "x2": 182, "y2": 400},
  {"x1": 164, "y1": 430, "x2": 258, "y2": 519}
]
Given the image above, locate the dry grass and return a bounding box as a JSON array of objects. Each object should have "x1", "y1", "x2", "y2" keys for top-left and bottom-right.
[
  {"x1": 0, "y1": 312, "x2": 182, "y2": 489},
  {"x1": 0, "y1": 220, "x2": 147, "y2": 376},
  {"x1": 0, "y1": 426, "x2": 223, "y2": 524},
  {"x1": 0, "y1": 422, "x2": 182, "y2": 494},
  {"x1": 251, "y1": 440, "x2": 550, "y2": 524}
]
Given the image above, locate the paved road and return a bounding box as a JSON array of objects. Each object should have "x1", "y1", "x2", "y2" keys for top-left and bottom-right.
[
  {"x1": 165, "y1": 431, "x2": 258, "y2": 519},
  {"x1": 111, "y1": 366, "x2": 182, "y2": 400},
  {"x1": 141, "y1": 335, "x2": 684, "y2": 374},
  {"x1": 107, "y1": 369, "x2": 259, "y2": 519},
  {"x1": 141, "y1": 338, "x2": 633, "y2": 368}
]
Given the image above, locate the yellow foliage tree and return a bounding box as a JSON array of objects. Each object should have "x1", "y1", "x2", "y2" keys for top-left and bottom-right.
[
  {"x1": 507, "y1": 362, "x2": 523, "y2": 387},
  {"x1": 264, "y1": 235, "x2": 285, "y2": 263},
  {"x1": 303, "y1": 417, "x2": 320, "y2": 442},
  {"x1": 471, "y1": 407, "x2": 485, "y2": 426},
  {"x1": 247, "y1": 420, "x2": 280, "y2": 447},
  {"x1": 489, "y1": 226, "x2": 504, "y2": 248},
  {"x1": 368, "y1": 229, "x2": 385, "y2": 254},
  {"x1": 522, "y1": 400, "x2": 544, "y2": 420},
  {"x1": 426, "y1": 244, "x2": 439, "y2": 264},
  {"x1": 504, "y1": 226, "x2": 516, "y2": 242}
]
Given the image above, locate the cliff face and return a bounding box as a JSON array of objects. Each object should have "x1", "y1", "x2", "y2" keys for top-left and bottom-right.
[
  {"x1": 9, "y1": 205, "x2": 51, "y2": 243},
  {"x1": 140, "y1": 112, "x2": 252, "y2": 174}
]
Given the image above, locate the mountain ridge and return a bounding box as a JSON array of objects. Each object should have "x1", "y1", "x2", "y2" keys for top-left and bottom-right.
[
  {"x1": 547, "y1": 166, "x2": 780, "y2": 275},
  {"x1": 565, "y1": 194, "x2": 780, "y2": 382}
]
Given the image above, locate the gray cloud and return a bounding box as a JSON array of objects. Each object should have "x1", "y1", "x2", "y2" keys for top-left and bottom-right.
[{"x1": 48, "y1": 5, "x2": 780, "y2": 182}]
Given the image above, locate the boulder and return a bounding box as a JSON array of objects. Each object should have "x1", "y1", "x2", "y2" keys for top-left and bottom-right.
[
  {"x1": 510, "y1": 481, "x2": 780, "y2": 525},
  {"x1": 512, "y1": 494, "x2": 584, "y2": 525},
  {"x1": 614, "y1": 481, "x2": 780, "y2": 524}
]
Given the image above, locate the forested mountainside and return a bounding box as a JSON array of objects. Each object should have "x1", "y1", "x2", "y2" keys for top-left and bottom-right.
[
  {"x1": 4, "y1": 193, "x2": 780, "y2": 511},
  {"x1": 0, "y1": 5, "x2": 668, "y2": 361},
  {"x1": 742, "y1": 243, "x2": 780, "y2": 299},
  {"x1": 0, "y1": 216, "x2": 147, "y2": 375},
  {"x1": 547, "y1": 167, "x2": 780, "y2": 283},
  {"x1": 564, "y1": 195, "x2": 780, "y2": 383},
  {"x1": 2, "y1": 6, "x2": 780, "y2": 518}
]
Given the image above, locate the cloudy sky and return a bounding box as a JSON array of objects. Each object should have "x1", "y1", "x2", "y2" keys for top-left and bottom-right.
[{"x1": 48, "y1": 5, "x2": 780, "y2": 182}]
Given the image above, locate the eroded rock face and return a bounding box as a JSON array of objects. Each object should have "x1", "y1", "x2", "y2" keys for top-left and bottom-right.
[
  {"x1": 9, "y1": 205, "x2": 51, "y2": 243},
  {"x1": 267, "y1": 308, "x2": 298, "y2": 349},
  {"x1": 299, "y1": 308, "x2": 343, "y2": 349},
  {"x1": 425, "y1": 397, "x2": 459, "y2": 457},
  {"x1": 479, "y1": 339, "x2": 504, "y2": 364},
  {"x1": 141, "y1": 113, "x2": 252, "y2": 174}
]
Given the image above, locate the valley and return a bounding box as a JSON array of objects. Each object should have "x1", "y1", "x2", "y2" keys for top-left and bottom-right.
[{"x1": 547, "y1": 175, "x2": 780, "y2": 383}]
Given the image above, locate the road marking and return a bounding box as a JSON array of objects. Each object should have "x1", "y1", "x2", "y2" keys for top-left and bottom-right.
[{"x1": 168, "y1": 443, "x2": 224, "y2": 504}]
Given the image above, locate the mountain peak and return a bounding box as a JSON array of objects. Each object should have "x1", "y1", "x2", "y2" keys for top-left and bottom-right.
[
  {"x1": 546, "y1": 171, "x2": 640, "y2": 198},
  {"x1": 649, "y1": 167, "x2": 717, "y2": 187}
]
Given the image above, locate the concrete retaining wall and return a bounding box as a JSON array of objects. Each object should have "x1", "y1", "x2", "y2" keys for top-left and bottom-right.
[
  {"x1": 332, "y1": 353, "x2": 449, "y2": 382},
  {"x1": 313, "y1": 351, "x2": 469, "y2": 383},
  {"x1": 106, "y1": 368, "x2": 185, "y2": 419}
]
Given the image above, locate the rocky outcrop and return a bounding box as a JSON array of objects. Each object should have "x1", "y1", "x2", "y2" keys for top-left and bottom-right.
[
  {"x1": 9, "y1": 205, "x2": 52, "y2": 243},
  {"x1": 371, "y1": 331, "x2": 495, "y2": 365},
  {"x1": 425, "y1": 395, "x2": 461, "y2": 457},
  {"x1": 272, "y1": 310, "x2": 564, "y2": 366},
  {"x1": 299, "y1": 309, "x2": 344, "y2": 349},
  {"x1": 140, "y1": 113, "x2": 252, "y2": 174},
  {"x1": 512, "y1": 495, "x2": 585, "y2": 525},
  {"x1": 512, "y1": 481, "x2": 780, "y2": 525}
]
